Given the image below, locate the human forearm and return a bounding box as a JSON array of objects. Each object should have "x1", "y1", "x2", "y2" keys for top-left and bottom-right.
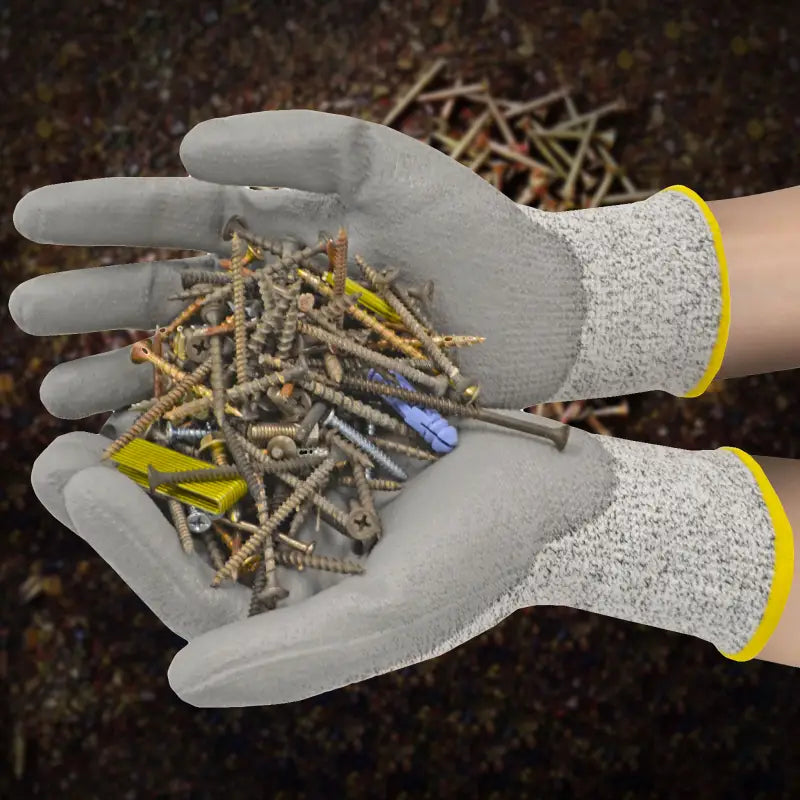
[
  {"x1": 752, "y1": 455, "x2": 800, "y2": 667},
  {"x1": 710, "y1": 187, "x2": 800, "y2": 379}
]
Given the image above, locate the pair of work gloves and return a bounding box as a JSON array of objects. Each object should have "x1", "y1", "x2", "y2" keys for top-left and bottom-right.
[{"x1": 10, "y1": 111, "x2": 793, "y2": 707}]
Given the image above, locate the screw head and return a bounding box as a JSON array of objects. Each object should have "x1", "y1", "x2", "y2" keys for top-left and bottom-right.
[
  {"x1": 345, "y1": 505, "x2": 381, "y2": 541},
  {"x1": 186, "y1": 507, "x2": 212, "y2": 534}
]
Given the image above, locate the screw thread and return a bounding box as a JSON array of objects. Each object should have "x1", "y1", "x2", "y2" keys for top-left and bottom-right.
[
  {"x1": 299, "y1": 267, "x2": 427, "y2": 360},
  {"x1": 298, "y1": 378, "x2": 409, "y2": 435},
  {"x1": 327, "y1": 413, "x2": 407, "y2": 481},
  {"x1": 276, "y1": 549, "x2": 365, "y2": 575},
  {"x1": 337, "y1": 476, "x2": 403, "y2": 491},
  {"x1": 297, "y1": 319, "x2": 446, "y2": 395},
  {"x1": 276, "y1": 283, "x2": 302, "y2": 361},
  {"x1": 247, "y1": 422, "x2": 300, "y2": 441},
  {"x1": 231, "y1": 233, "x2": 251, "y2": 385},
  {"x1": 104, "y1": 361, "x2": 212, "y2": 457},
  {"x1": 167, "y1": 499, "x2": 194, "y2": 554},
  {"x1": 200, "y1": 528, "x2": 227, "y2": 571},
  {"x1": 212, "y1": 456, "x2": 338, "y2": 584},
  {"x1": 181, "y1": 269, "x2": 232, "y2": 287},
  {"x1": 369, "y1": 436, "x2": 440, "y2": 462},
  {"x1": 277, "y1": 471, "x2": 351, "y2": 530}
]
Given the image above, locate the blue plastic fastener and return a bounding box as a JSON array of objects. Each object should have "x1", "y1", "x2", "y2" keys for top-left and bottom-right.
[{"x1": 367, "y1": 368, "x2": 458, "y2": 454}]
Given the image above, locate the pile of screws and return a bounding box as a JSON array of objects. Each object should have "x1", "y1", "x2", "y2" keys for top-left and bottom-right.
[
  {"x1": 381, "y1": 59, "x2": 653, "y2": 211},
  {"x1": 102, "y1": 217, "x2": 569, "y2": 617}
]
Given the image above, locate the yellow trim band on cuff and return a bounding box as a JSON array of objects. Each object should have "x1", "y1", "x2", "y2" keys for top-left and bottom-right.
[
  {"x1": 717, "y1": 446, "x2": 795, "y2": 661},
  {"x1": 660, "y1": 185, "x2": 731, "y2": 399}
]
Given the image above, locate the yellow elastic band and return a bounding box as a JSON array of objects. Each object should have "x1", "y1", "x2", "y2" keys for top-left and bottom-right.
[
  {"x1": 660, "y1": 185, "x2": 731, "y2": 399},
  {"x1": 717, "y1": 447, "x2": 795, "y2": 661}
]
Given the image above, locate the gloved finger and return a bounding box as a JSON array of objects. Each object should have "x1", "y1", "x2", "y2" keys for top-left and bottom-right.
[
  {"x1": 40, "y1": 344, "x2": 152, "y2": 419},
  {"x1": 13, "y1": 176, "x2": 334, "y2": 253},
  {"x1": 8, "y1": 255, "x2": 212, "y2": 336},
  {"x1": 63, "y1": 464, "x2": 250, "y2": 640},
  {"x1": 168, "y1": 567, "x2": 428, "y2": 707},
  {"x1": 31, "y1": 431, "x2": 111, "y2": 530},
  {"x1": 180, "y1": 110, "x2": 379, "y2": 196}
]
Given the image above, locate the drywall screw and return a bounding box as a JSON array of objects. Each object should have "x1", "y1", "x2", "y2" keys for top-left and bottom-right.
[
  {"x1": 224, "y1": 365, "x2": 307, "y2": 404},
  {"x1": 248, "y1": 280, "x2": 292, "y2": 355},
  {"x1": 297, "y1": 319, "x2": 449, "y2": 396},
  {"x1": 257, "y1": 542, "x2": 289, "y2": 609},
  {"x1": 327, "y1": 227, "x2": 348, "y2": 327},
  {"x1": 357, "y1": 257, "x2": 479, "y2": 402},
  {"x1": 337, "y1": 475, "x2": 403, "y2": 491},
  {"x1": 297, "y1": 267, "x2": 426, "y2": 360},
  {"x1": 200, "y1": 528, "x2": 227, "y2": 570},
  {"x1": 387, "y1": 280, "x2": 436, "y2": 333},
  {"x1": 323, "y1": 410, "x2": 407, "y2": 480},
  {"x1": 297, "y1": 292, "x2": 315, "y2": 313},
  {"x1": 345, "y1": 498, "x2": 381, "y2": 542},
  {"x1": 181, "y1": 270, "x2": 233, "y2": 287},
  {"x1": 163, "y1": 396, "x2": 218, "y2": 423},
  {"x1": 276, "y1": 287, "x2": 302, "y2": 361},
  {"x1": 150, "y1": 326, "x2": 166, "y2": 398},
  {"x1": 212, "y1": 455, "x2": 338, "y2": 585},
  {"x1": 287, "y1": 499, "x2": 315, "y2": 541},
  {"x1": 130, "y1": 341, "x2": 241, "y2": 418},
  {"x1": 373, "y1": 333, "x2": 486, "y2": 351},
  {"x1": 248, "y1": 561, "x2": 268, "y2": 616},
  {"x1": 334, "y1": 436, "x2": 381, "y2": 534},
  {"x1": 247, "y1": 422, "x2": 300, "y2": 442},
  {"x1": 369, "y1": 435, "x2": 440, "y2": 462},
  {"x1": 274, "y1": 549, "x2": 365, "y2": 575},
  {"x1": 297, "y1": 377, "x2": 412, "y2": 436},
  {"x1": 341, "y1": 374, "x2": 569, "y2": 450},
  {"x1": 270, "y1": 470, "x2": 353, "y2": 534},
  {"x1": 162, "y1": 296, "x2": 208, "y2": 336},
  {"x1": 230, "y1": 231, "x2": 251, "y2": 385},
  {"x1": 167, "y1": 499, "x2": 194, "y2": 554},
  {"x1": 186, "y1": 506, "x2": 213, "y2": 534},
  {"x1": 147, "y1": 463, "x2": 241, "y2": 492},
  {"x1": 102, "y1": 360, "x2": 213, "y2": 458},
  {"x1": 198, "y1": 432, "x2": 229, "y2": 466}
]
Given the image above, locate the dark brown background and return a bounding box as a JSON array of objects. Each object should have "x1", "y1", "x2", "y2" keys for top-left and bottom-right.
[{"x1": 2, "y1": 1, "x2": 800, "y2": 797}]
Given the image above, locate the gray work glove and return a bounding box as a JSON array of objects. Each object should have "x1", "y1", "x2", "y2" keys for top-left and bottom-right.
[{"x1": 10, "y1": 111, "x2": 792, "y2": 707}]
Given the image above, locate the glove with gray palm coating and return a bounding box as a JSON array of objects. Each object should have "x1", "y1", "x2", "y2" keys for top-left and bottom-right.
[{"x1": 10, "y1": 111, "x2": 792, "y2": 707}]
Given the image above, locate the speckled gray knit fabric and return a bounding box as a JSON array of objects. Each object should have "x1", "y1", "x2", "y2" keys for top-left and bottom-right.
[
  {"x1": 520, "y1": 438, "x2": 775, "y2": 655},
  {"x1": 517, "y1": 189, "x2": 723, "y2": 400}
]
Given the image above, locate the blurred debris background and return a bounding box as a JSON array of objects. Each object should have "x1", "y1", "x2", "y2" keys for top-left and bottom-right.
[{"x1": 2, "y1": 0, "x2": 800, "y2": 797}]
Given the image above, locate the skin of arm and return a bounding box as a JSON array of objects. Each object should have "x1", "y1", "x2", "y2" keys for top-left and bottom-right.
[
  {"x1": 708, "y1": 188, "x2": 800, "y2": 666},
  {"x1": 751, "y1": 456, "x2": 799, "y2": 667}
]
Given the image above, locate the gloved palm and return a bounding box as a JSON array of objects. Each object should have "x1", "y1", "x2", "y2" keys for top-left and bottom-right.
[{"x1": 11, "y1": 111, "x2": 785, "y2": 707}]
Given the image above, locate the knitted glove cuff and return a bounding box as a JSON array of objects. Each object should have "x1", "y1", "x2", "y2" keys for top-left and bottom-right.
[
  {"x1": 517, "y1": 186, "x2": 730, "y2": 400},
  {"x1": 521, "y1": 436, "x2": 794, "y2": 659}
]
